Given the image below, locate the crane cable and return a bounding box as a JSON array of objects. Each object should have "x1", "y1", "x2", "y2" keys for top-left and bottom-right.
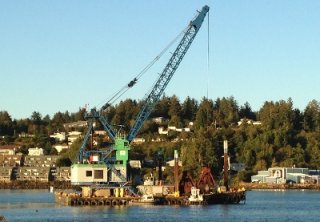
[
  {"x1": 207, "y1": 10, "x2": 210, "y2": 99},
  {"x1": 99, "y1": 26, "x2": 188, "y2": 112},
  {"x1": 206, "y1": 10, "x2": 211, "y2": 130}
]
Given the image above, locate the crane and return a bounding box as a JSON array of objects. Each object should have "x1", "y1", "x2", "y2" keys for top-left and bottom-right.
[{"x1": 71, "y1": 5, "x2": 209, "y2": 188}]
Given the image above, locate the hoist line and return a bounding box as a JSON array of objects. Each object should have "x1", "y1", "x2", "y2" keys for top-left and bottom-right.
[
  {"x1": 207, "y1": 10, "x2": 210, "y2": 99},
  {"x1": 206, "y1": 10, "x2": 210, "y2": 130}
]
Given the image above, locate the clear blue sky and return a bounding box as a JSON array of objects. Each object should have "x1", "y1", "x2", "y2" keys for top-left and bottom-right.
[{"x1": 1, "y1": 0, "x2": 319, "y2": 119}]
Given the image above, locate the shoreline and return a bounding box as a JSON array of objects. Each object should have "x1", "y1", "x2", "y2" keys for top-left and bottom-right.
[
  {"x1": 241, "y1": 182, "x2": 320, "y2": 191},
  {"x1": 1, "y1": 181, "x2": 320, "y2": 191},
  {"x1": 0, "y1": 181, "x2": 77, "y2": 190}
]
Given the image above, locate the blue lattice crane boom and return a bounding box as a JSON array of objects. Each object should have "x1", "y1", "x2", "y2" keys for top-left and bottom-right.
[{"x1": 126, "y1": 5, "x2": 209, "y2": 143}]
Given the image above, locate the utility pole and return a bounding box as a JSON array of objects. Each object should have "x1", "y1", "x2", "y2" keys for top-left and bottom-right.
[
  {"x1": 174, "y1": 150, "x2": 179, "y2": 196},
  {"x1": 223, "y1": 140, "x2": 229, "y2": 191}
]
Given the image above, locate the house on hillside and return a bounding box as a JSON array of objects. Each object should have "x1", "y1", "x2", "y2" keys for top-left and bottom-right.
[
  {"x1": 28, "y1": 147, "x2": 44, "y2": 156},
  {"x1": 50, "y1": 132, "x2": 66, "y2": 142},
  {"x1": 152, "y1": 117, "x2": 167, "y2": 124},
  {"x1": 68, "y1": 131, "x2": 82, "y2": 145},
  {"x1": 237, "y1": 118, "x2": 262, "y2": 126},
  {"x1": 53, "y1": 144, "x2": 69, "y2": 154},
  {"x1": 132, "y1": 138, "x2": 146, "y2": 144},
  {"x1": 0, "y1": 154, "x2": 23, "y2": 167},
  {"x1": 0, "y1": 144, "x2": 20, "y2": 155}
]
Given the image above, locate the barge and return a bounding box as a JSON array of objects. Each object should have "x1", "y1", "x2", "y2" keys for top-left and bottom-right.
[
  {"x1": 54, "y1": 188, "x2": 245, "y2": 206},
  {"x1": 54, "y1": 140, "x2": 246, "y2": 206}
]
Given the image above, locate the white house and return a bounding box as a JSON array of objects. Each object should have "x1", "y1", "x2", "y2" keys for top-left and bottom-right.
[
  {"x1": 132, "y1": 138, "x2": 146, "y2": 144},
  {"x1": 158, "y1": 127, "x2": 168, "y2": 135},
  {"x1": 158, "y1": 126, "x2": 191, "y2": 135},
  {"x1": 94, "y1": 130, "x2": 107, "y2": 136},
  {"x1": 166, "y1": 159, "x2": 182, "y2": 167},
  {"x1": 50, "y1": 132, "x2": 66, "y2": 142},
  {"x1": 28, "y1": 147, "x2": 44, "y2": 156},
  {"x1": 53, "y1": 145, "x2": 69, "y2": 153},
  {"x1": 152, "y1": 117, "x2": 167, "y2": 124},
  {"x1": 63, "y1": 121, "x2": 94, "y2": 129},
  {"x1": 238, "y1": 118, "x2": 262, "y2": 126},
  {"x1": 68, "y1": 131, "x2": 82, "y2": 145},
  {"x1": 0, "y1": 145, "x2": 18, "y2": 155}
]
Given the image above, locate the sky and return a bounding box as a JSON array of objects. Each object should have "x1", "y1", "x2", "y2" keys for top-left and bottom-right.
[{"x1": 1, "y1": 0, "x2": 320, "y2": 119}]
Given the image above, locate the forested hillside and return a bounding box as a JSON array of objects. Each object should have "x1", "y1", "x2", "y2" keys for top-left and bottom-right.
[{"x1": 1, "y1": 96, "x2": 320, "y2": 181}]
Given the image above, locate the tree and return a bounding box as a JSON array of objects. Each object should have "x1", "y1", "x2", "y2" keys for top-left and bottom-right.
[
  {"x1": 152, "y1": 95, "x2": 170, "y2": 118},
  {"x1": 169, "y1": 115, "x2": 183, "y2": 128},
  {"x1": 16, "y1": 145, "x2": 29, "y2": 155},
  {"x1": 304, "y1": 133, "x2": 320, "y2": 169},
  {"x1": 258, "y1": 99, "x2": 296, "y2": 130},
  {"x1": 181, "y1": 96, "x2": 198, "y2": 123},
  {"x1": 72, "y1": 108, "x2": 86, "y2": 121},
  {"x1": 29, "y1": 111, "x2": 42, "y2": 135},
  {"x1": 43, "y1": 141, "x2": 53, "y2": 155},
  {"x1": 56, "y1": 156, "x2": 72, "y2": 167},
  {"x1": 114, "y1": 99, "x2": 139, "y2": 129},
  {"x1": 14, "y1": 119, "x2": 29, "y2": 135},
  {"x1": 254, "y1": 159, "x2": 267, "y2": 172},
  {"x1": 50, "y1": 112, "x2": 67, "y2": 132},
  {"x1": 168, "y1": 95, "x2": 182, "y2": 118},
  {"x1": 64, "y1": 138, "x2": 82, "y2": 163},
  {"x1": 303, "y1": 100, "x2": 320, "y2": 132},
  {"x1": 0, "y1": 111, "x2": 13, "y2": 136},
  {"x1": 243, "y1": 149, "x2": 256, "y2": 168},
  {"x1": 213, "y1": 97, "x2": 239, "y2": 128},
  {"x1": 31, "y1": 111, "x2": 42, "y2": 124},
  {"x1": 194, "y1": 98, "x2": 214, "y2": 130},
  {"x1": 239, "y1": 102, "x2": 256, "y2": 120},
  {"x1": 181, "y1": 127, "x2": 220, "y2": 177}
]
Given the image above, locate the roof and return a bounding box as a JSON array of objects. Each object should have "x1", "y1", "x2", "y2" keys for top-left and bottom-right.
[
  {"x1": 0, "y1": 144, "x2": 20, "y2": 150},
  {"x1": 287, "y1": 173, "x2": 311, "y2": 177},
  {"x1": 71, "y1": 163, "x2": 107, "y2": 168}
]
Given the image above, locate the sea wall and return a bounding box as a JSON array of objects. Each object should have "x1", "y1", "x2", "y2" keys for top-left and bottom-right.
[
  {"x1": 242, "y1": 182, "x2": 320, "y2": 190},
  {"x1": 0, "y1": 180, "x2": 77, "y2": 190}
]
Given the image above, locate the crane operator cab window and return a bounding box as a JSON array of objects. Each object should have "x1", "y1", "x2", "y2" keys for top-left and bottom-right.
[{"x1": 86, "y1": 170, "x2": 92, "y2": 177}]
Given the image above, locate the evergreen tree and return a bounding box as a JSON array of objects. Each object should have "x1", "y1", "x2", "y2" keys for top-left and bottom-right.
[
  {"x1": 303, "y1": 100, "x2": 320, "y2": 132},
  {"x1": 0, "y1": 111, "x2": 13, "y2": 136},
  {"x1": 181, "y1": 96, "x2": 198, "y2": 122},
  {"x1": 194, "y1": 98, "x2": 214, "y2": 130},
  {"x1": 213, "y1": 97, "x2": 239, "y2": 128},
  {"x1": 239, "y1": 102, "x2": 256, "y2": 120}
]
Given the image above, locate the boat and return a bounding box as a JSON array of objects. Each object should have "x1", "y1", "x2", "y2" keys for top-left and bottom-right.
[
  {"x1": 188, "y1": 187, "x2": 203, "y2": 204},
  {"x1": 203, "y1": 188, "x2": 246, "y2": 204},
  {"x1": 131, "y1": 194, "x2": 155, "y2": 205}
]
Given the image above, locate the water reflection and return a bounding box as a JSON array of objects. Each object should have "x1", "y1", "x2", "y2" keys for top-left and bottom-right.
[
  {"x1": 1, "y1": 190, "x2": 320, "y2": 222},
  {"x1": 0, "y1": 202, "x2": 54, "y2": 210}
]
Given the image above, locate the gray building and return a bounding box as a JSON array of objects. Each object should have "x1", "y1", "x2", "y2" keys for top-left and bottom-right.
[{"x1": 251, "y1": 167, "x2": 316, "y2": 184}]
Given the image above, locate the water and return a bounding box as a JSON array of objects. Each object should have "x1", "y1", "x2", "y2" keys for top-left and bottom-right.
[{"x1": 0, "y1": 189, "x2": 320, "y2": 221}]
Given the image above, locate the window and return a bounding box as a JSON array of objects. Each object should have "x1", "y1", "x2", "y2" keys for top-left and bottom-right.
[
  {"x1": 86, "y1": 170, "x2": 92, "y2": 177},
  {"x1": 94, "y1": 170, "x2": 103, "y2": 179}
]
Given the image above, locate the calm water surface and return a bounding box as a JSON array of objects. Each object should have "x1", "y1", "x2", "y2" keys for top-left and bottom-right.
[{"x1": 0, "y1": 189, "x2": 319, "y2": 221}]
